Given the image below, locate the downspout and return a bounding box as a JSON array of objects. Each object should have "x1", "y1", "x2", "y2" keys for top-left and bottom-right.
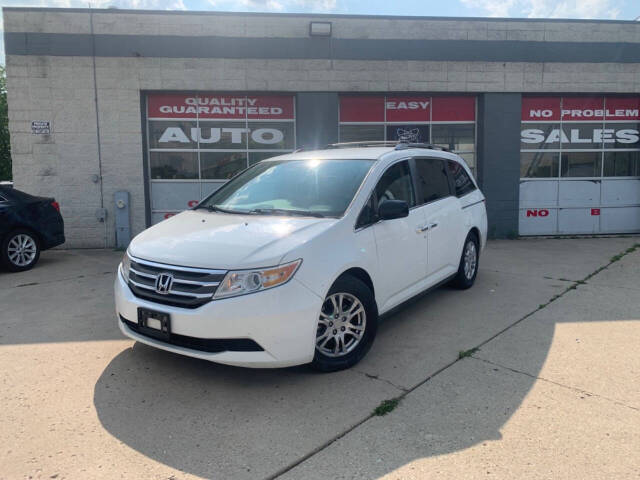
[{"x1": 89, "y1": 7, "x2": 107, "y2": 248}]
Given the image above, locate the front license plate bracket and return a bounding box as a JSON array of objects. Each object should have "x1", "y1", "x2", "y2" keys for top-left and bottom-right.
[{"x1": 137, "y1": 308, "x2": 171, "y2": 341}]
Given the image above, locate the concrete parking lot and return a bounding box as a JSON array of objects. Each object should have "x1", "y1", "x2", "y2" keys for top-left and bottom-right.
[{"x1": 1, "y1": 237, "x2": 639, "y2": 480}]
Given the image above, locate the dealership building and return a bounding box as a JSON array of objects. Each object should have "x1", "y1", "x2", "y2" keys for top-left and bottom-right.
[{"x1": 3, "y1": 7, "x2": 640, "y2": 247}]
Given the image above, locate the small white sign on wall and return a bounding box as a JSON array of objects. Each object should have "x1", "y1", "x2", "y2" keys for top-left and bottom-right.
[{"x1": 31, "y1": 121, "x2": 50, "y2": 135}]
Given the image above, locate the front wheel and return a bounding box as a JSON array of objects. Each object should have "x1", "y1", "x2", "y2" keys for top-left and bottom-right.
[
  {"x1": 451, "y1": 233, "x2": 479, "y2": 289},
  {"x1": 1, "y1": 230, "x2": 41, "y2": 272},
  {"x1": 311, "y1": 275, "x2": 378, "y2": 372}
]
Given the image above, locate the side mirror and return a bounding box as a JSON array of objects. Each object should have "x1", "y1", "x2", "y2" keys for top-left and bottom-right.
[{"x1": 378, "y1": 199, "x2": 409, "y2": 220}]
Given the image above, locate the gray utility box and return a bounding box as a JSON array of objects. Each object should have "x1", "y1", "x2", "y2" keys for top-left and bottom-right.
[{"x1": 114, "y1": 191, "x2": 131, "y2": 248}]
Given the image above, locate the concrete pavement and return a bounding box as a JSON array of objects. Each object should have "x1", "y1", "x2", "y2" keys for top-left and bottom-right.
[{"x1": 0, "y1": 237, "x2": 638, "y2": 479}]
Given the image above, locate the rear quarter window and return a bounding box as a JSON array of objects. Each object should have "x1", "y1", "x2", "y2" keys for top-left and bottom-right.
[{"x1": 447, "y1": 161, "x2": 477, "y2": 198}]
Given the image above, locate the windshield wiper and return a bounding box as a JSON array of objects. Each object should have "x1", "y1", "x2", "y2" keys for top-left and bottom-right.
[
  {"x1": 249, "y1": 208, "x2": 326, "y2": 218},
  {"x1": 193, "y1": 204, "x2": 243, "y2": 214}
]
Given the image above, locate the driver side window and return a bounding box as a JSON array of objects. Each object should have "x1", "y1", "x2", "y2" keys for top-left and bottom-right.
[
  {"x1": 375, "y1": 160, "x2": 416, "y2": 208},
  {"x1": 356, "y1": 160, "x2": 416, "y2": 230}
]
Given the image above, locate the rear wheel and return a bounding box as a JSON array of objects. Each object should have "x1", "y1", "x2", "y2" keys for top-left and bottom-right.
[
  {"x1": 1, "y1": 230, "x2": 41, "y2": 272},
  {"x1": 451, "y1": 232, "x2": 479, "y2": 289},
  {"x1": 311, "y1": 275, "x2": 378, "y2": 372}
]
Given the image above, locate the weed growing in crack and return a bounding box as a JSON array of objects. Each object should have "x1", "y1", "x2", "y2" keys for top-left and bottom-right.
[
  {"x1": 373, "y1": 398, "x2": 401, "y2": 416},
  {"x1": 458, "y1": 347, "x2": 479, "y2": 359}
]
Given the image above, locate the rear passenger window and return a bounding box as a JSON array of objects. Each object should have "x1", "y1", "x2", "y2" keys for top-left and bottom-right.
[
  {"x1": 375, "y1": 161, "x2": 416, "y2": 208},
  {"x1": 447, "y1": 161, "x2": 477, "y2": 197},
  {"x1": 415, "y1": 158, "x2": 451, "y2": 204}
]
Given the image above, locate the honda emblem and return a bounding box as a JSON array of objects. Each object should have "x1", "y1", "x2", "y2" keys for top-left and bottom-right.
[{"x1": 155, "y1": 273, "x2": 174, "y2": 295}]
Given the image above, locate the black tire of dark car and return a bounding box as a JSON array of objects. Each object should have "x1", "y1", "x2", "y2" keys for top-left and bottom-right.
[
  {"x1": 451, "y1": 231, "x2": 480, "y2": 289},
  {"x1": 1, "y1": 229, "x2": 41, "y2": 272},
  {"x1": 311, "y1": 275, "x2": 378, "y2": 372}
]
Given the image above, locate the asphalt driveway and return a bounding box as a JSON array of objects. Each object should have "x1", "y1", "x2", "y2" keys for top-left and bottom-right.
[{"x1": 1, "y1": 237, "x2": 639, "y2": 479}]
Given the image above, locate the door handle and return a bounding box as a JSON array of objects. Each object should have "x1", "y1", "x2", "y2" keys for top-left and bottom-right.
[{"x1": 416, "y1": 222, "x2": 438, "y2": 234}]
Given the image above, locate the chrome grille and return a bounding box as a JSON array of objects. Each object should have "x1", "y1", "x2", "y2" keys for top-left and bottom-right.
[{"x1": 128, "y1": 256, "x2": 227, "y2": 309}]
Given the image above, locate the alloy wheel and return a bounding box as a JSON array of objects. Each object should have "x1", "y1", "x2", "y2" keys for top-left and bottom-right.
[
  {"x1": 463, "y1": 240, "x2": 477, "y2": 280},
  {"x1": 7, "y1": 234, "x2": 37, "y2": 267},
  {"x1": 316, "y1": 292, "x2": 367, "y2": 358}
]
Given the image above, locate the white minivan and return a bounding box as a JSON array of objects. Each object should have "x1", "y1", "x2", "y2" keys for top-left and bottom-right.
[{"x1": 115, "y1": 142, "x2": 487, "y2": 371}]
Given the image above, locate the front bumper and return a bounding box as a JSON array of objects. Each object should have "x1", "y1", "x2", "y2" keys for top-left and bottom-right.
[{"x1": 114, "y1": 269, "x2": 323, "y2": 368}]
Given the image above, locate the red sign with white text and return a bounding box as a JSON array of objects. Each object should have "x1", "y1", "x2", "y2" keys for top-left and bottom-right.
[
  {"x1": 522, "y1": 96, "x2": 640, "y2": 122},
  {"x1": 385, "y1": 96, "x2": 431, "y2": 122},
  {"x1": 148, "y1": 94, "x2": 295, "y2": 120},
  {"x1": 340, "y1": 95, "x2": 475, "y2": 123}
]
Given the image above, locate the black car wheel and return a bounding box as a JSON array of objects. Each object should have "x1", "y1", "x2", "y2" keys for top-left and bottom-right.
[
  {"x1": 1, "y1": 229, "x2": 41, "y2": 272},
  {"x1": 311, "y1": 275, "x2": 378, "y2": 372}
]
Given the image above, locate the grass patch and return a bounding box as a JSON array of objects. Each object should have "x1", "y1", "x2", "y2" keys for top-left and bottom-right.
[
  {"x1": 373, "y1": 398, "x2": 401, "y2": 416},
  {"x1": 458, "y1": 347, "x2": 479, "y2": 359}
]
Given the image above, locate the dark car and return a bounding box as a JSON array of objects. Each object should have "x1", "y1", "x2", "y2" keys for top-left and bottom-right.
[{"x1": 0, "y1": 186, "x2": 65, "y2": 272}]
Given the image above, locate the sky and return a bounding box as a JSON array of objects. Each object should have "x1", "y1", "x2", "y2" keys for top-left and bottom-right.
[{"x1": 0, "y1": 0, "x2": 638, "y2": 63}]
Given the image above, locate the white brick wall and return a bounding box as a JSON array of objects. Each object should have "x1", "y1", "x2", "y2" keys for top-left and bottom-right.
[{"x1": 4, "y1": 9, "x2": 640, "y2": 247}]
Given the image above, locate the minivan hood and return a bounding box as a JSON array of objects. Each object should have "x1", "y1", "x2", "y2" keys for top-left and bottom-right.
[{"x1": 129, "y1": 210, "x2": 337, "y2": 270}]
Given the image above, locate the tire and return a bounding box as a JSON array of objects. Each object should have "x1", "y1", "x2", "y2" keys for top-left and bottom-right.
[
  {"x1": 311, "y1": 275, "x2": 378, "y2": 372},
  {"x1": 451, "y1": 232, "x2": 479, "y2": 290},
  {"x1": 1, "y1": 229, "x2": 41, "y2": 272}
]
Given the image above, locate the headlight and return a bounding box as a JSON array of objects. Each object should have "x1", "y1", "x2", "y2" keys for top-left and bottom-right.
[
  {"x1": 213, "y1": 259, "x2": 302, "y2": 299},
  {"x1": 120, "y1": 251, "x2": 131, "y2": 282}
]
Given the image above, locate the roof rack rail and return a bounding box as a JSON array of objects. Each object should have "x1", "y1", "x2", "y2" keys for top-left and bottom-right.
[
  {"x1": 325, "y1": 141, "x2": 400, "y2": 149},
  {"x1": 394, "y1": 142, "x2": 449, "y2": 152},
  {"x1": 325, "y1": 141, "x2": 449, "y2": 152}
]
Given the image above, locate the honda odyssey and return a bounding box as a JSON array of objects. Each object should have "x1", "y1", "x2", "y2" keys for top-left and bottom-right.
[{"x1": 115, "y1": 142, "x2": 487, "y2": 371}]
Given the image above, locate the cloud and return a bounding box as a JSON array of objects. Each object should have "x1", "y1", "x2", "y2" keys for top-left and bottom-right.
[
  {"x1": 208, "y1": 0, "x2": 337, "y2": 13},
  {"x1": 3, "y1": 0, "x2": 186, "y2": 9},
  {"x1": 523, "y1": 0, "x2": 620, "y2": 19},
  {"x1": 460, "y1": 0, "x2": 517, "y2": 17},
  {"x1": 461, "y1": 0, "x2": 621, "y2": 19}
]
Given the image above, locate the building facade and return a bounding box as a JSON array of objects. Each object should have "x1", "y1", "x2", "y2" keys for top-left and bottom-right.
[{"x1": 3, "y1": 7, "x2": 640, "y2": 247}]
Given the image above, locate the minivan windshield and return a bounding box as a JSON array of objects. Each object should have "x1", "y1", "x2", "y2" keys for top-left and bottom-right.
[{"x1": 197, "y1": 159, "x2": 375, "y2": 218}]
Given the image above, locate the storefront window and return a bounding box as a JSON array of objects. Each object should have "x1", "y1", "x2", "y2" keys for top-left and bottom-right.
[
  {"x1": 200, "y1": 152, "x2": 248, "y2": 180},
  {"x1": 561, "y1": 152, "x2": 602, "y2": 177},
  {"x1": 520, "y1": 152, "x2": 559, "y2": 178},
  {"x1": 386, "y1": 124, "x2": 430, "y2": 143},
  {"x1": 146, "y1": 93, "x2": 296, "y2": 222},
  {"x1": 247, "y1": 122, "x2": 295, "y2": 150},
  {"x1": 520, "y1": 123, "x2": 559, "y2": 150},
  {"x1": 604, "y1": 151, "x2": 640, "y2": 176},
  {"x1": 338, "y1": 95, "x2": 476, "y2": 170},
  {"x1": 150, "y1": 152, "x2": 198, "y2": 179},
  {"x1": 339, "y1": 124, "x2": 384, "y2": 143},
  {"x1": 520, "y1": 96, "x2": 640, "y2": 179},
  {"x1": 432, "y1": 124, "x2": 474, "y2": 152}
]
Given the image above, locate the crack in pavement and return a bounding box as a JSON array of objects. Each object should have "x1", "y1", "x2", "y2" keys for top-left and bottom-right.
[
  {"x1": 3, "y1": 270, "x2": 116, "y2": 290},
  {"x1": 268, "y1": 243, "x2": 640, "y2": 480},
  {"x1": 472, "y1": 356, "x2": 639, "y2": 412},
  {"x1": 356, "y1": 370, "x2": 409, "y2": 393}
]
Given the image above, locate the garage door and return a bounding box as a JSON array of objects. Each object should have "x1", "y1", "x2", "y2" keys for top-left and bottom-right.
[
  {"x1": 339, "y1": 95, "x2": 476, "y2": 174},
  {"x1": 145, "y1": 93, "x2": 296, "y2": 224},
  {"x1": 519, "y1": 96, "x2": 640, "y2": 235}
]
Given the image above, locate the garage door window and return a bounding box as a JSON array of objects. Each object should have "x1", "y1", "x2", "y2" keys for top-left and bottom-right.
[
  {"x1": 146, "y1": 93, "x2": 296, "y2": 223},
  {"x1": 339, "y1": 95, "x2": 476, "y2": 173},
  {"x1": 519, "y1": 96, "x2": 640, "y2": 235},
  {"x1": 604, "y1": 151, "x2": 640, "y2": 176}
]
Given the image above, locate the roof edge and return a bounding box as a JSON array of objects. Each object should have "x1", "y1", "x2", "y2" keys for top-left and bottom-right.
[{"x1": 2, "y1": 7, "x2": 639, "y2": 25}]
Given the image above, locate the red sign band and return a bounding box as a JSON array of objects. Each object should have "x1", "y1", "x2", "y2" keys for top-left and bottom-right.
[
  {"x1": 148, "y1": 94, "x2": 295, "y2": 120},
  {"x1": 522, "y1": 96, "x2": 640, "y2": 122},
  {"x1": 339, "y1": 95, "x2": 476, "y2": 123}
]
